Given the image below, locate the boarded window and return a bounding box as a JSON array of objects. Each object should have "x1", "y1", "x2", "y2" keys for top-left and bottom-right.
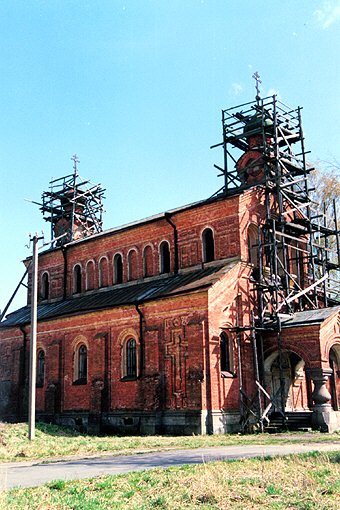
[
  {"x1": 99, "y1": 257, "x2": 109, "y2": 288},
  {"x1": 247, "y1": 224, "x2": 259, "y2": 265},
  {"x1": 143, "y1": 245, "x2": 153, "y2": 277},
  {"x1": 128, "y1": 250, "x2": 138, "y2": 281},
  {"x1": 86, "y1": 260, "x2": 95, "y2": 291}
]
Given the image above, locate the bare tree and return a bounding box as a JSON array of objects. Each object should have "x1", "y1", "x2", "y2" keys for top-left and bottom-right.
[
  {"x1": 309, "y1": 161, "x2": 340, "y2": 300},
  {"x1": 310, "y1": 160, "x2": 340, "y2": 217}
]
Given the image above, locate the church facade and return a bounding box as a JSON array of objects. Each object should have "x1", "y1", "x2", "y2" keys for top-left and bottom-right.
[{"x1": 1, "y1": 94, "x2": 340, "y2": 434}]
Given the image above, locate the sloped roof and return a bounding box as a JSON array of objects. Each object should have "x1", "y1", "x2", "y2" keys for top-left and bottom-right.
[
  {"x1": 280, "y1": 306, "x2": 340, "y2": 328},
  {"x1": 1, "y1": 260, "x2": 238, "y2": 328}
]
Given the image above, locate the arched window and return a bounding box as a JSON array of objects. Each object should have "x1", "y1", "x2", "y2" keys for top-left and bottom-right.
[
  {"x1": 86, "y1": 260, "x2": 95, "y2": 291},
  {"x1": 143, "y1": 245, "x2": 153, "y2": 277},
  {"x1": 73, "y1": 264, "x2": 82, "y2": 294},
  {"x1": 202, "y1": 228, "x2": 215, "y2": 263},
  {"x1": 160, "y1": 241, "x2": 170, "y2": 274},
  {"x1": 113, "y1": 253, "x2": 123, "y2": 284},
  {"x1": 126, "y1": 338, "x2": 137, "y2": 378},
  {"x1": 41, "y1": 272, "x2": 49, "y2": 300},
  {"x1": 247, "y1": 224, "x2": 259, "y2": 265},
  {"x1": 99, "y1": 257, "x2": 109, "y2": 288},
  {"x1": 36, "y1": 350, "x2": 45, "y2": 387},
  {"x1": 220, "y1": 332, "x2": 232, "y2": 374},
  {"x1": 128, "y1": 249, "x2": 138, "y2": 281},
  {"x1": 289, "y1": 240, "x2": 303, "y2": 288},
  {"x1": 74, "y1": 344, "x2": 87, "y2": 384}
]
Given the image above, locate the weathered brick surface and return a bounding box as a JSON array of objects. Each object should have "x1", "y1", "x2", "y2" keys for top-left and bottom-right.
[
  {"x1": 31, "y1": 194, "x2": 246, "y2": 302},
  {"x1": 1, "y1": 189, "x2": 340, "y2": 431}
]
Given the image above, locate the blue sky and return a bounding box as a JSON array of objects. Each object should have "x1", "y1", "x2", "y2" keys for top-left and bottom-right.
[{"x1": 1, "y1": 0, "x2": 340, "y2": 313}]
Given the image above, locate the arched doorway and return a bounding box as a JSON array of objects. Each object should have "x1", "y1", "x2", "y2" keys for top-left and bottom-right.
[
  {"x1": 264, "y1": 350, "x2": 307, "y2": 412},
  {"x1": 329, "y1": 345, "x2": 340, "y2": 411}
]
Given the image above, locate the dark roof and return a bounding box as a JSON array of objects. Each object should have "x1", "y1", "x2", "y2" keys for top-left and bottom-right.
[
  {"x1": 1, "y1": 261, "x2": 237, "y2": 328},
  {"x1": 281, "y1": 306, "x2": 340, "y2": 328}
]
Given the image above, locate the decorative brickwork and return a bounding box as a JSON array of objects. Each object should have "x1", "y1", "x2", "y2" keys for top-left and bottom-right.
[{"x1": 1, "y1": 170, "x2": 340, "y2": 433}]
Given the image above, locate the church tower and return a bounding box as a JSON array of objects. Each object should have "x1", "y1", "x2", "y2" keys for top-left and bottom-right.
[{"x1": 40, "y1": 155, "x2": 106, "y2": 245}]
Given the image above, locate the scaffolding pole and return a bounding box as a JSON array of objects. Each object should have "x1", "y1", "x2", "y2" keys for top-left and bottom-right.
[{"x1": 213, "y1": 92, "x2": 340, "y2": 431}]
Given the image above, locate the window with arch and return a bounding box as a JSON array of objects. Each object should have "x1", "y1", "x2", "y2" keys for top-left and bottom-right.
[
  {"x1": 36, "y1": 349, "x2": 45, "y2": 387},
  {"x1": 126, "y1": 338, "x2": 137, "y2": 378},
  {"x1": 74, "y1": 344, "x2": 88, "y2": 384},
  {"x1": 247, "y1": 224, "x2": 259, "y2": 265},
  {"x1": 202, "y1": 228, "x2": 215, "y2": 263},
  {"x1": 41, "y1": 272, "x2": 49, "y2": 300},
  {"x1": 73, "y1": 264, "x2": 82, "y2": 294},
  {"x1": 113, "y1": 253, "x2": 123, "y2": 284},
  {"x1": 86, "y1": 260, "x2": 95, "y2": 291},
  {"x1": 128, "y1": 249, "x2": 138, "y2": 281},
  {"x1": 220, "y1": 332, "x2": 233, "y2": 375},
  {"x1": 99, "y1": 257, "x2": 109, "y2": 288},
  {"x1": 289, "y1": 240, "x2": 303, "y2": 288},
  {"x1": 121, "y1": 337, "x2": 138, "y2": 379},
  {"x1": 143, "y1": 245, "x2": 153, "y2": 277},
  {"x1": 159, "y1": 241, "x2": 170, "y2": 274}
]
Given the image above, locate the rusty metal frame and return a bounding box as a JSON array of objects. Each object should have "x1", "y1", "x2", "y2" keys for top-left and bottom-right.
[
  {"x1": 213, "y1": 94, "x2": 340, "y2": 431},
  {"x1": 39, "y1": 155, "x2": 106, "y2": 246}
]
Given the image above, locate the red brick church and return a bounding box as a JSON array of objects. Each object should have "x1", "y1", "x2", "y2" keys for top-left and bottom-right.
[{"x1": 1, "y1": 94, "x2": 340, "y2": 434}]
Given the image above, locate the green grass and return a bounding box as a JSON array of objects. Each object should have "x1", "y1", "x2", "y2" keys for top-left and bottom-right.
[
  {"x1": 0, "y1": 422, "x2": 339, "y2": 464},
  {"x1": 2, "y1": 451, "x2": 340, "y2": 509}
]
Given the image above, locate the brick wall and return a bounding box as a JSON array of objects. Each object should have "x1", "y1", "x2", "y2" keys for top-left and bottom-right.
[
  {"x1": 208, "y1": 262, "x2": 256, "y2": 411},
  {"x1": 9, "y1": 291, "x2": 208, "y2": 418},
  {"x1": 31, "y1": 193, "x2": 246, "y2": 303},
  {"x1": 4, "y1": 187, "x2": 340, "y2": 428}
]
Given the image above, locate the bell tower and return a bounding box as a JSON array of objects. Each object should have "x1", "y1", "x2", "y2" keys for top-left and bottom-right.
[
  {"x1": 40, "y1": 155, "x2": 106, "y2": 245},
  {"x1": 211, "y1": 75, "x2": 340, "y2": 432}
]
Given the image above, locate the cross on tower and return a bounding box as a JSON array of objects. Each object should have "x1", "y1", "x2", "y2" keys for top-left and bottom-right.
[
  {"x1": 252, "y1": 71, "x2": 262, "y2": 100},
  {"x1": 71, "y1": 154, "x2": 80, "y2": 174}
]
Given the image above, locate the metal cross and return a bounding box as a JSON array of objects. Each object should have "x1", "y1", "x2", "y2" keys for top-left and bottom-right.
[
  {"x1": 252, "y1": 71, "x2": 262, "y2": 98},
  {"x1": 71, "y1": 154, "x2": 80, "y2": 173}
]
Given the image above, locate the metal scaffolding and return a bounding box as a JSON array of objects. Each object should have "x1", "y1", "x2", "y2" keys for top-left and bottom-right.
[
  {"x1": 212, "y1": 94, "x2": 340, "y2": 431},
  {"x1": 40, "y1": 155, "x2": 106, "y2": 246}
]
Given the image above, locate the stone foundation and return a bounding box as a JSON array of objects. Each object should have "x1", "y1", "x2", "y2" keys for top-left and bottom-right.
[
  {"x1": 311, "y1": 408, "x2": 340, "y2": 433},
  {"x1": 38, "y1": 409, "x2": 242, "y2": 435}
]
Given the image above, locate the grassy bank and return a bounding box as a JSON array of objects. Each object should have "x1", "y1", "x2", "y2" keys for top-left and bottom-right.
[
  {"x1": 0, "y1": 422, "x2": 339, "y2": 464},
  {"x1": 3, "y1": 451, "x2": 340, "y2": 509}
]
